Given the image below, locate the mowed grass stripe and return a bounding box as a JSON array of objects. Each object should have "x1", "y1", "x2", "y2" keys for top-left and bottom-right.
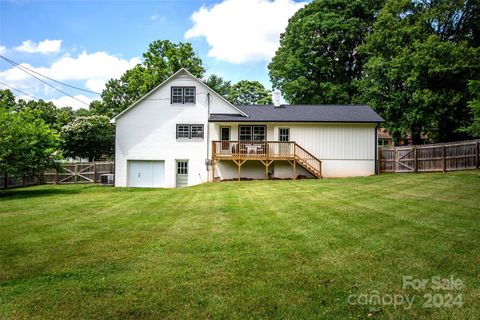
[{"x1": 0, "y1": 171, "x2": 479, "y2": 319}]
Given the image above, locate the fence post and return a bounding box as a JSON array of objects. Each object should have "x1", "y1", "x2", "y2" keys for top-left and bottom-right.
[
  {"x1": 93, "y1": 163, "x2": 97, "y2": 183},
  {"x1": 476, "y1": 141, "x2": 479, "y2": 169},
  {"x1": 55, "y1": 169, "x2": 58, "y2": 184},
  {"x1": 443, "y1": 145, "x2": 446, "y2": 173},
  {"x1": 3, "y1": 172, "x2": 7, "y2": 189},
  {"x1": 414, "y1": 147, "x2": 418, "y2": 173},
  {"x1": 394, "y1": 148, "x2": 398, "y2": 173},
  {"x1": 74, "y1": 164, "x2": 78, "y2": 184}
]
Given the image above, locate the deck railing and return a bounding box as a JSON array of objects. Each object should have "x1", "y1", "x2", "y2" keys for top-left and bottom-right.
[
  {"x1": 212, "y1": 141, "x2": 296, "y2": 159},
  {"x1": 212, "y1": 140, "x2": 322, "y2": 178}
]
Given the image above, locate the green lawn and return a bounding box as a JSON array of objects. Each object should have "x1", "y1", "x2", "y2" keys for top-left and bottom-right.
[{"x1": 1, "y1": 171, "x2": 479, "y2": 319}]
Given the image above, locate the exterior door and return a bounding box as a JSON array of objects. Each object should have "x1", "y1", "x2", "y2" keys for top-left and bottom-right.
[
  {"x1": 128, "y1": 160, "x2": 165, "y2": 188},
  {"x1": 220, "y1": 127, "x2": 230, "y2": 152},
  {"x1": 176, "y1": 160, "x2": 188, "y2": 188},
  {"x1": 278, "y1": 128, "x2": 290, "y2": 156}
]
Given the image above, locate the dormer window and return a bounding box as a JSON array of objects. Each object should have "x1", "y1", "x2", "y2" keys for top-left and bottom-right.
[{"x1": 171, "y1": 86, "x2": 196, "y2": 104}]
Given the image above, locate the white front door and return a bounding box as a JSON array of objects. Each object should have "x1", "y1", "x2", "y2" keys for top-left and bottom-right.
[{"x1": 128, "y1": 160, "x2": 165, "y2": 188}]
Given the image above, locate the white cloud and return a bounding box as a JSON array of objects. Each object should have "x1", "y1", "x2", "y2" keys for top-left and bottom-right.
[
  {"x1": 48, "y1": 95, "x2": 94, "y2": 110},
  {"x1": 151, "y1": 12, "x2": 166, "y2": 23},
  {"x1": 15, "y1": 39, "x2": 62, "y2": 54},
  {"x1": 85, "y1": 78, "x2": 107, "y2": 93},
  {"x1": 0, "y1": 51, "x2": 140, "y2": 96},
  {"x1": 0, "y1": 45, "x2": 6, "y2": 55},
  {"x1": 185, "y1": 0, "x2": 305, "y2": 64}
]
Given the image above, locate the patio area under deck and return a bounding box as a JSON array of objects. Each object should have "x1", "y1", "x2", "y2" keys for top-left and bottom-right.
[{"x1": 211, "y1": 141, "x2": 322, "y2": 181}]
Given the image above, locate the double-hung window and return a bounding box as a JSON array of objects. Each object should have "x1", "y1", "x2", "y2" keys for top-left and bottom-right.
[
  {"x1": 238, "y1": 125, "x2": 266, "y2": 141},
  {"x1": 171, "y1": 87, "x2": 196, "y2": 104},
  {"x1": 176, "y1": 124, "x2": 204, "y2": 140}
]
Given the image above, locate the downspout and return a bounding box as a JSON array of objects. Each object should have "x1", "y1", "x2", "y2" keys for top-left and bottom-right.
[
  {"x1": 375, "y1": 123, "x2": 379, "y2": 175},
  {"x1": 206, "y1": 92, "x2": 211, "y2": 173}
]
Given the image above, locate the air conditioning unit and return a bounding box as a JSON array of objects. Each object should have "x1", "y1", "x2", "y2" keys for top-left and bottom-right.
[{"x1": 100, "y1": 174, "x2": 114, "y2": 186}]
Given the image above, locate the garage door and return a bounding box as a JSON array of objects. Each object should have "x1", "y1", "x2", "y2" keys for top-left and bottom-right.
[{"x1": 128, "y1": 160, "x2": 165, "y2": 188}]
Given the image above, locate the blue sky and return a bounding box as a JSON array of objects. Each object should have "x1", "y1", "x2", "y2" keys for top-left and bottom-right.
[{"x1": 0, "y1": 0, "x2": 306, "y2": 109}]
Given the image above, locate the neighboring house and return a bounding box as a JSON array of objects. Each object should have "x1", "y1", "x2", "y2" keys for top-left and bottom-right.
[
  {"x1": 110, "y1": 68, "x2": 384, "y2": 188},
  {"x1": 377, "y1": 128, "x2": 428, "y2": 147}
]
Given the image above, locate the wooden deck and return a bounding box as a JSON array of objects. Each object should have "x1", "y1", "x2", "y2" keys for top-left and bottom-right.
[{"x1": 211, "y1": 141, "x2": 322, "y2": 180}]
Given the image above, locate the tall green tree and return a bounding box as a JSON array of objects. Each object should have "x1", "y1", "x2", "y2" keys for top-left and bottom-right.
[
  {"x1": 0, "y1": 89, "x2": 16, "y2": 109},
  {"x1": 463, "y1": 80, "x2": 480, "y2": 137},
  {"x1": 204, "y1": 74, "x2": 232, "y2": 97},
  {"x1": 60, "y1": 115, "x2": 114, "y2": 161},
  {"x1": 359, "y1": 0, "x2": 480, "y2": 143},
  {"x1": 0, "y1": 100, "x2": 61, "y2": 176},
  {"x1": 227, "y1": 80, "x2": 272, "y2": 105},
  {"x1": 268, "y1": 0, "x2": 383, "y2": 104},
  {"x1": 15, "y1": 99, "x2": 60, "y2": 130},
  {"x1": 97, "y1": 40, "x2": 205, "y2": 118}
]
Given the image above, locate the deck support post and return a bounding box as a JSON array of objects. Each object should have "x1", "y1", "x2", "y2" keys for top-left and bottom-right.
[
  {"x1": 260, "y1": 160, "x2": 271, "y2": 180},
  {"x1": 233, "y1": 159, "x2": 246, "y2": 181},
  {"x1": 293, "y1": 160, "x2": 296, "y2": 180}
]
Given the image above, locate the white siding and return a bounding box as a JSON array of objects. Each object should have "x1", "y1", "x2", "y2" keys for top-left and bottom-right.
[
  {"x1": 211, "y1": 122, "x2": 377, "y2": 178},
  {"x1": 114, "y1": 72, "x2": 241, "y2": 187}
]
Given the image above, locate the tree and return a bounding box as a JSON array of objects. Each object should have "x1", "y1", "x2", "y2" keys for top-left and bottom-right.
[
  {"x1": 56, "y1": 107, "x2": 76, "y2": 128},
  {"x1": 359, "y1": 0, "x2": 480, "y2": 144},
  {"x1": 0, "y1": 102, "x2": 61, "y2": 176},
  {"x1": 463, "y1": 80, "x2": 480, "y2": 137},
  {"x1": 0, "y1": 89, "x2": 16, "y2": 109},
  {"x1": 227, "y1": 80, "x2": 272, "y2": 105},
  {"x1": 60, "y1": 115, "x2": 114, "y2": 161},
  {"x1": 268, "y1": 0, "x2": 383, "y2": 104},
  {"x1": 204, "y1": 74, "x2": 232, "y2": 97},
  {"x1": 15, "y1": 99, "x2": 60, "y2": 130},
  {"x1": 98, "y1": 40, "x2": 205, "y2": 118}
]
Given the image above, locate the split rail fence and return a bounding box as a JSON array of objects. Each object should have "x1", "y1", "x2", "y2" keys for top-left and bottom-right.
[{"x1": 378, "y1": 139, "x2": 480, "y2": 173}]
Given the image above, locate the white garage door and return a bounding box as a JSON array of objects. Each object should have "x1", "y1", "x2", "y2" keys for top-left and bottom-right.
[{"x1": 128, "y1": 160, "x2": 165, "y2": 188}]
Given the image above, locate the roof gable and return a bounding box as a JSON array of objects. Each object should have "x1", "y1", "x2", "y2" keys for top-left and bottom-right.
[{"x1": 110, "y1": 68, "x2": 246, "y2": 123}]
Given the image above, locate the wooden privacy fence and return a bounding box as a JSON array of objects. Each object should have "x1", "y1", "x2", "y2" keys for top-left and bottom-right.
[
  {"x1": 379, "y1": 139, "x2": 480, "y2": 173},
  {"x1": 43, "y1": 161, "x2": 115, "y2": 184},
  {"x1": 0, "y1": 174, "x2": 43, "y2": 189}
]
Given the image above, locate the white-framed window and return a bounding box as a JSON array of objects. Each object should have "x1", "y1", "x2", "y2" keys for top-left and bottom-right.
[
  {"x1": 279, "y1": 128, "x2": 290, "y2": 142},
  {"x1": 176, "y1": 124, "x2": 204, "y2": 140},
  {"x1": 171, "y1": 86, "x2": 196, "y2": 104},
  {"x1": 238, "y1": 125, "x2": 266, "y2": 141}
]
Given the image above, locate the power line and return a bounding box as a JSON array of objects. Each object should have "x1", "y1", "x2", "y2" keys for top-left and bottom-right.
[
  {"x1": 0, "y1": 80, "x2": 39, "y2": 100},
  {"x1": 0, "y1": 55, "x2": 90, "y2": 106},
  {"x1": 0, "y1": 54, "x2": 100, "y2": 95}
]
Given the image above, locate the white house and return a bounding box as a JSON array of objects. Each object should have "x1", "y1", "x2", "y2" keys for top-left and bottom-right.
[{"x1": 110, "y1": 68, "x2": 384, "y2": 188}]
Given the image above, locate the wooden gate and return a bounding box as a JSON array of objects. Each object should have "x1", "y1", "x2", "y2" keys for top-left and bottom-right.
[
  {"x1": 395, "y1": 148, "x2": 416, "y2": 172},
  {"x1": 43, "y1": 162, "x2": 114, "y2": 184}
]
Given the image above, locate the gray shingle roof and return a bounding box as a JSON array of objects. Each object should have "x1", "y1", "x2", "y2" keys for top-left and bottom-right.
[{"x1": 209, "y1": 105, "x2": 384, "y2": 123}]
